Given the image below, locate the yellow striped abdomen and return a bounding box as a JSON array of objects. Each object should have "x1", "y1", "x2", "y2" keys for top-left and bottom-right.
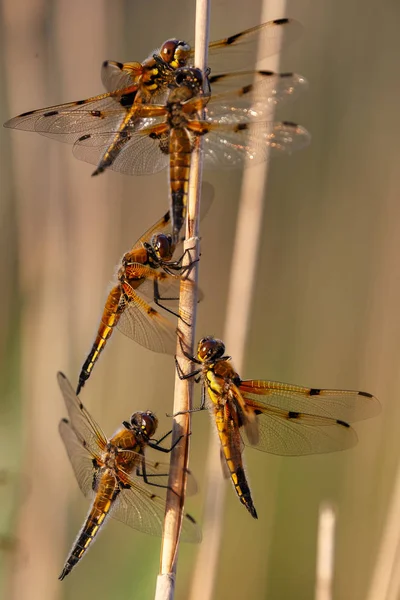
[
  {"x1": 77, "y1": 285, "x2": 123, "y2": 394},
  {"x1": 169, "y1": 129, "x2": 191, "y2": 243},
  {"x1": 59, "y1": 470, "x2": 118, "y2": 580},
  {"x1": 214, "y1": 406, "x2": 258, "y2": 519}
]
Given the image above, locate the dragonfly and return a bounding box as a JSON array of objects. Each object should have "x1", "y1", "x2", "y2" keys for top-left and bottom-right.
[
  {"x1": 76, "y1": 207, "x2": 201, "y2": 395},
  {"x1": 175, "y1": 336, "x2": 381, "y2": 519},
  {"x1": 4, "y1": 18, "x2": 306, "y2": 239},
  {"x1": 68, "y1": 66, "x2": 309, "y2": 242},
  {"x1": 57, "y1": 372, "x2": 200, "y2": 580}
]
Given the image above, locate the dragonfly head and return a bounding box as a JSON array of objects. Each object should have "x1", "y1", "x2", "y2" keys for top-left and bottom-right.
[
  {"x1": 129, "y1": 410, "x2": 158, "y2": 439},
  {"x1": 151, "y1": 233, "x2": 175, "y2": 261},
  {"x1": 197, "y1": 337, "x2": 226, "y2": 363},
  {"x1": 173, "y1": 67, "x2": 203, "y2": 93},
  {"x1": 160, "y1": 39, "x2": 191, "y2": 69}
]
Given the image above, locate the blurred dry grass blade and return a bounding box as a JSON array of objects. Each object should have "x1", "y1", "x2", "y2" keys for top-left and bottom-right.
[
  {"x1": 315, "y1": 503, "x2": 336, "y2": 600},
  {"x1": 366, "y1": 458, "x2": 400, "y2": 600},
  {"x1": 154, "y1": 1, "x2": 210, "y2": 599},
  {"x1": 188, "y1": 2, "x2": 287, "y2": 599}
]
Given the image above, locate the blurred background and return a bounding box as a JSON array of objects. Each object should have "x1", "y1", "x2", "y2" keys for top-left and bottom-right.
[{"x1": 1, "y1": 0, "x2": 399, "y2": 599}]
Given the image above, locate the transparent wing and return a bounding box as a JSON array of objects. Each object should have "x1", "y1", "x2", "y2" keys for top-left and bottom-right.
[
  {"x1": 239, "y1": 380, "x2": 381, "y2": 423},
  {"x1": 72, "y1": 128, "x2": 169, "y2": 175},
  {"x1": 240, "y1": 401, "x2": 358, "y2": 455},
  {"x1": 101, "y1": 60, "x2": 143, "y2": 93},
  {"x1": 59, "y1": 419, "x2": 96, "y2": 497},
  {"x1": 113, "y1": 449, "x2": 197, "y2": 496},
  {"x1": 57, "y1": 372, "x2": 107, "y2": 457},
  {"x1": 4, "y1": 94, "x2": 128, "y2": 143},
  {"x1": 207, "y1": 70, "x2": 307, "y2": 107},
  {"x1": 205, "y1": 18, "x2": 303, "y2": 74},
  {"x1": 117, "y1": 283, "x2": 177, "y2": 354},
  {"x1": 110, "y1": 472, "x2": 201, "y2": 543},
  {"x1": 201, "y1": 121, "x2": 311, "y2": 169}
]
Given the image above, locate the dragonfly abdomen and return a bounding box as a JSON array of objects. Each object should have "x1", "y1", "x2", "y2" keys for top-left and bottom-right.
[
  {"x1": 59, "y1": 475, "x2": 119, "y2": 580},
  {"x1": 169, "y1": 130, "x2": 191, "y2": 242},
  {"x1": 214, "y1": 409, "x2": 258, "y2": 519},
  {"x1": 77, "y1": 285, "x2": 123, "y2": 394}
]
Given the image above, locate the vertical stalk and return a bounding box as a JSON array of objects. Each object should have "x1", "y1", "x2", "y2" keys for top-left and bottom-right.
[
  {"x1": 154, "y1": 1, "x2": 210, "y2": 599},
  {"x1": 188, "y1": 2, "x2": 287, "y2": 599}
]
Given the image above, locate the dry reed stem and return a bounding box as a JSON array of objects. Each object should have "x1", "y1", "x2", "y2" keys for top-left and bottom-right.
[
  {"x1": 315, "y1": 503, "x2": 337, "y2": 600},
  {"x1": 154, "y1": 2, "x2": 210, "y2": 599},
  {"x1": 188, "y1": 2, "x2": 286, "y2": 598}
]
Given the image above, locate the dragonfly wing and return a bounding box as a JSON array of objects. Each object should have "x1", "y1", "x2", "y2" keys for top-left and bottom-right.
[
  {"x1": 110, "y1": 476, "x2": 201, "y2": 542},
  {"x1": 72, "y1": 128, "x2": 169, "y2": 175},
  {"x1": 59, "y1": 419, "x2": 96, "y2": 498},
  {"x1": 101, "y1": 60, "x2": 142, "y2": 93},
  {"x1": 239, "y1": 380, "x2": 381, "y2": 423},
  {"x1": 57, "y1": 372, "x2": 108, "y2": 457},
  {"x1": 117, "y1": 284, "x2": 177, "y2": 354},
  {"x1": 206, "y1": 18, "x2": 302, "y2": 74},
  {"x1": 4, "y1": 95, "x2": 127, "y2": 143},
  {"x1": 207, "y1": 70, "x2": 307, "y2": 110},
  {"x1": 240, "y1": 398, "x2": 358, "y2": 455},
  {"x1": 201, "y1": 121, "x2": 310, "y2": 169}
]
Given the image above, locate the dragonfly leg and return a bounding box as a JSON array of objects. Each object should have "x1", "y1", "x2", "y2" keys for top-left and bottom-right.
[
  {"x1": 175, "y1": 356, "x2": 201, "y2": 380},
  {"x1": 148, "y1": 432, "x2": 185, "y2": 452},
  {"x1": 137, "y1": 456, "x2": 172, "y2": 491},
  {"x1": 176, "y1": 331, "x2": 201, "y2": 363},
  {"x1": 152, "y1": 280, "x2": 192, "y2": 327}
]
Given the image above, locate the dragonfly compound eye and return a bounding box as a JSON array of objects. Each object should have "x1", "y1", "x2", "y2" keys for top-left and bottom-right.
[
  {"x1": 160, "y1": 39, "x2": 181, "y2": 64},
  {"x1": 174, "y1": 67, "x2": 203, "y2": 89},
  {"x1": 141, "y1": 411, "x2": 159, "y2": 437},
  {"x1": 152, "y1": 233, "x2": 173, "y2": 259},
  {"x1": 198, "y1": 337, "x2": 225, "y2": 361}
]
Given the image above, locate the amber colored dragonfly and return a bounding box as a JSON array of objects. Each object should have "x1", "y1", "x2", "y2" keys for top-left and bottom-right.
[
  {"x1": 4, "y1": 18, "x2": 301, "y2": 175},
  {"x1": 57, "y1": 372, "x2": 199, "y2": 580},
  {"x1": 76, "y1": 208, "x2": 199, "y2": 395},
  {"x1": 67, "y1": 66, "x2": 308, "y2": 242},
  {"x1": 175, "y1": 336, "x2": 380, "y2": 519}
]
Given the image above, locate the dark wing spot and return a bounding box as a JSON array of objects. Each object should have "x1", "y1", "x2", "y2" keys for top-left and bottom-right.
[
  {"x1": 288, "y1": 411, "x2": 300, "y2": 419},
  {"x1": 309, "y1": 388, "x2": 321, "y2": 396},
  {"x1": 359, "y1": 391, "x2": 373, "y2": 398},
  {"x1": 226, "y1": 32, "x2": 242, "y2": 45},
  {"x1": 43, "y1": 110, "x2": 59, "y2": 117},
  {"x1": 186, "y1": 513, "x2": 197, "y2": 524},
  {"x1": 79, "y1": 401, "x2": 84, "y2": 410},
  {"x1": 19, "y1": 109, "x2": 35, "y2": 117},
  {"x1": 147, "y1": 307, "x2": 157, "y2": 316},
  {"x1": 274, "y1": 18, "x2": 289, "y2": 25},
  {"x1": 90, "y1": 110, "x2": 102, "y2": 118},
  {"x1": 75, "y1": 99, "x2": 86, "y2": 106},
  {"x1": 282, "y1": 120, "x2": 298, "y2": 127},
  {"x1": 150, "y1": 494, "x2": 156, "y2": 500},
  {"x1": 61, "y1": 417, "x2": 69, "y2": 424},
  {"x1": 336, "y1": 419, "x2": 350, "y2": 428},
  {"x1": 259, "y1": 70, "x2": 274, "y2": 76},
  {"x1": 254, "y1": 409, "x2": 262, "y2": 416},
  {"x1": 209, "y1": 74, "x2": 226, "y2": 84},
  {"x1": 234, "y1": 123, "x2": 248, "y2": 132},
  {"x1": 241, "y1": 84, "x2": 253, "y2": 95},
  {"x1": 78, "y1": 134, "x2": 91, "y2": 141},
  {"x1": 149, "y1": 132, "x2": 161, "y2": 140}
]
